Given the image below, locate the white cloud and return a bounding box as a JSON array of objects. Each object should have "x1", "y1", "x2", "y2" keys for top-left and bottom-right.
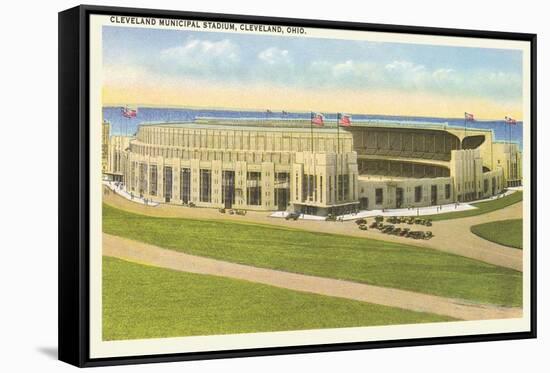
[
  {"x1": 158, "y1": 38, "x2": 240, "y2": 77},
  {"x1": 258, "y1": 47, "x2": 291, "y2": 65},
  {"x1": 385, "y1": 60, "x2": 426, "y2": 73},
  {"x1": 332, "y1": 60, "x2": 356, "y2": 77}
]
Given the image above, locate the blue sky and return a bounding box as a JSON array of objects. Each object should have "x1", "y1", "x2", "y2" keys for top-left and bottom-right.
[{"x1": 102, "y1": 26, "x2": 524, "y2": 118}]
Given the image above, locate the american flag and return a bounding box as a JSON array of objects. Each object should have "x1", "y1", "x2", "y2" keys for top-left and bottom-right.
[
  {"x1": 464, "y1": 112, "x2": 474, "y2": 121},
  {"x1": 338, "y1": 113, "x2": 352, "y2": 127},
  {"x1": 505, "y1": 116, "x2": 517, "y2": 125},
  {"x1": 121, "y1": 106, "x2": 137, "y2": 118},
  {"x1": 311, "y1": 112, "x2": 324, "y2": 126}
]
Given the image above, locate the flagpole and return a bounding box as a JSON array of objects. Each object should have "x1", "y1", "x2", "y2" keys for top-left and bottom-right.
[
  {"x1": 508, "y1": 120, "x2": 513, "y2": 184},
  {"x1": 310, "y1": 112, "x2": 314, "y2": 206},
  {"x1": 310, "y1": 112, "x2": 314, "y2": 152},
  {"x1": 337, "y1": 113, "x2": 341, "y2": 204},
  {"x1": 463, "y1": 112, "x2": 466, "y2": 150},
  {"x1": 464, "y1": 114, "x2": 466, "y2": 148}
]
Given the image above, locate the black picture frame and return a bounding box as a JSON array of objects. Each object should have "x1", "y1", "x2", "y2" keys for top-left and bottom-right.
[{"x1": 58, "y1": 4, "x2": 537, "y2": 367}]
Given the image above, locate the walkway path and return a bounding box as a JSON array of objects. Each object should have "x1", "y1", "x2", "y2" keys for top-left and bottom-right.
[
  {"x1": 103, "y1": 233, "x2": 522, "y2": 321},
  {"x1": 103, "y1": 190, "x2": 523, "y2": 271}
]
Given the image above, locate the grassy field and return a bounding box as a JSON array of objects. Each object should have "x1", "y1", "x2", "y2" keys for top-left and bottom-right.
[
  {"x1": 424, "y1": 191, "x2": 523, "y2": 221},
  {"x1": 471, "y1": 219, "x2": 523, "y2": 249},
  {"x1": 103, "y1": 257, "x2": 452, "y2": 340},
  {"x1": 103, "y1": 204, "x2": 522, "y2": 307}
]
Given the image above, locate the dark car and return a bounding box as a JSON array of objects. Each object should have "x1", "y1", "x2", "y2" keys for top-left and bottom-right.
[
  {"x1": 399, "y1": 228, "x2": 410, "y2": 236},
  {"x1": 391, "y1": 227, "x2": 402, "y2": 235},
  {"x1": 286, "y1": 212, "x2": 300, "y2": 221},
  {"x1": 355, "y1": 218, "x2": 367, "y2": 225},
  {"x1": 408, "y1": 231, "x2": 424, "y2": 239}
]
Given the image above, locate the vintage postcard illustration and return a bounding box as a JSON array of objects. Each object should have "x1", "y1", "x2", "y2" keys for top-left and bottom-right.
[{"x1": 88, "y1": 13, "x2": 531, "y2": 358}]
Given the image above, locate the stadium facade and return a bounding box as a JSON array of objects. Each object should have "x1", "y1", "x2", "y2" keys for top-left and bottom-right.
[{"x1": 103, "y1": 118, "x2": 522, "y2": 215}]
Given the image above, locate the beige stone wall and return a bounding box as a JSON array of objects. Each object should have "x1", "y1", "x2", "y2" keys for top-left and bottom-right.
[
  {"x1": 358, "y1": 176, "x2": 454, "y2": 209},
  {"x1": 107, "y1": 136, "x2": 130, "y2": 176},
  {"x1": 492, "y1": 142, "x2": 522, "y2": 186},
  {"x1": 106, "y1": 121, "x2": 511, "y2": 212},
  {"x1": 124, "y1": 124, "x2": 357, "y2": 212},
  {"x1": 101, "y1": 121, "x2": 110, "y2": 172}
]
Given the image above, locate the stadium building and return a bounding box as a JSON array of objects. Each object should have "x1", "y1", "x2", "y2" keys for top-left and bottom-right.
[{"x1": 103, "y1": 117, "x2": 521, "y2": 215}]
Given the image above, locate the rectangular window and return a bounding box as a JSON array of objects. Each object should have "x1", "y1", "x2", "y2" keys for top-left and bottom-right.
[
  {"x1": 247, "y1": 171, "x2": 262, "y2": 205},
  {"x1": 150, "y1": 165, "x2": 158, "y2": 196},
  {"x1": 351, "y1": 174, "x2": 355, "y2": 200},
  {"x1": 337, "y1": 175, "x2": 344, "y2": 201},
  {"x1": 484, "y1": 179, "x2": 489, "y2": 194},
  {"x1": 302, "y1": 173, "x2": 307, "y2": 202},
  {"x1": 342, "y1": 174, "x2": 349, "y2": 200},
  {"x1": 200, "y1": 169, "x2": 211, "y2": 203},
  {"x1": 180, "y1": 168, "x2": 191, "y2": 203},
  {"x1": 445, "y1": 184, "x2": 451, "y2": 199},
  {"x1": 307, "y1": 175, "x2": 315, "y2": 200},
  {"x1": 375, "y1": 188, "x2": 383, "y2": 205},
  {"x1": 222, "y1": 170, "x2": 235, "y2": 206},
  {"x1": 163, "y1": 166, "x2": 173, "y2": 201},
  {"x1": 319, "y1": 176, "x2": 323, "y2": 203},
  {"x1": 295, "y1": 173, "x2": 299, "y2": 200},
  {"x1": 415, "y1": 186, "x2": 422, "y2": 203},
  {"x1": 138, "y1": 163, "x2": 147, "y2": 195},
  {"x1": 328, "y1": 175, "x2": 332, "y2": 203}
]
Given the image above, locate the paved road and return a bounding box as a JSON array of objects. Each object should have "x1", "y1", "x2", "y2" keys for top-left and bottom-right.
[
  {"x1": 103, "y1": 233, "x2": 522, "y2": 321},
  {"x1": 103, "y1": 190, "x2": 523, "y2": 271}
]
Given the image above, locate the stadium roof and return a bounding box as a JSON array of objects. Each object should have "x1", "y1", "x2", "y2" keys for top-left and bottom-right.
[{"x1": 138, "y1": 117, "x2": 494, "y2": 135}]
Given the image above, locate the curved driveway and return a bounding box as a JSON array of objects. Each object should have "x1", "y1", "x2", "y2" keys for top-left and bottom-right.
[
  {"x1": 103, "y1": 190, "x2": 523, "y2": 271},
  {"x1": 103, "y1": 233, "x2": 522, "y2": 321}
]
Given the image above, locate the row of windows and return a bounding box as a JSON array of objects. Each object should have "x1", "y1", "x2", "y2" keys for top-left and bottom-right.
[
  {"x1": 296, "y1": 173, "x2": 354, "y2": 204},
  {"x1": 374, "y1": 183, "x2": 452, "y2": 205},
  {"x1": 352, "y1": 129, "x2": 461, "y2": 155},
  {"x1": 137, "y1": 127, "x2": 353, "y2": 153},
  {"x1": 130, "y1": 144, "x2": 299, "y2": 165},
  {"x1": 130, "y1": 164, "x2": 277, "y2": 206}
]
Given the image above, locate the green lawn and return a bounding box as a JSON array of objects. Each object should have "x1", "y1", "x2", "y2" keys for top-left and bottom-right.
[
  {"x1": 471, "y1": 219, "x2": 523, "y2": 250},
  {"x1": 103, "y1": 257, "x2": 452, "y2": 340},
  {"x1": 103, "y1": 204, "x2": 522, "y2": 307},
  {"x1": 425, "y1": 191, "x2": 523, "y2": 221}
]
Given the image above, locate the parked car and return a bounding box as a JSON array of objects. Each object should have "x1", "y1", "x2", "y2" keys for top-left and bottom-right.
[
  {"x1": 386, "y1": 216, "x2": 396, "y2": 224},
  {"x1": 219, "y1": 208, "x2": 226, "y2": 214},
  {"x1": 325, "y1": 214, "x2": 337, "y2": 221},
  {"x1": 286, "y1": 212, "x2": 300, "y2": 221},
  {"x1": 355, "y1": 218, "x2": 367, "y2": 225},
  {"x1": 399, "y1": 228, "x2": 410, "y2": 236},
  {"x1": 408, "y1": 231, "x2": 424, "y2": 239},
  {"x1": 358, "y1": 224, "x2": 368, "y2": 231},
  {"x1": 374, "y1": 215, "x2": 384, "y2": 223},
  {"x1": 390, "y1": 227, "x2": 402, "y2": 235}
]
